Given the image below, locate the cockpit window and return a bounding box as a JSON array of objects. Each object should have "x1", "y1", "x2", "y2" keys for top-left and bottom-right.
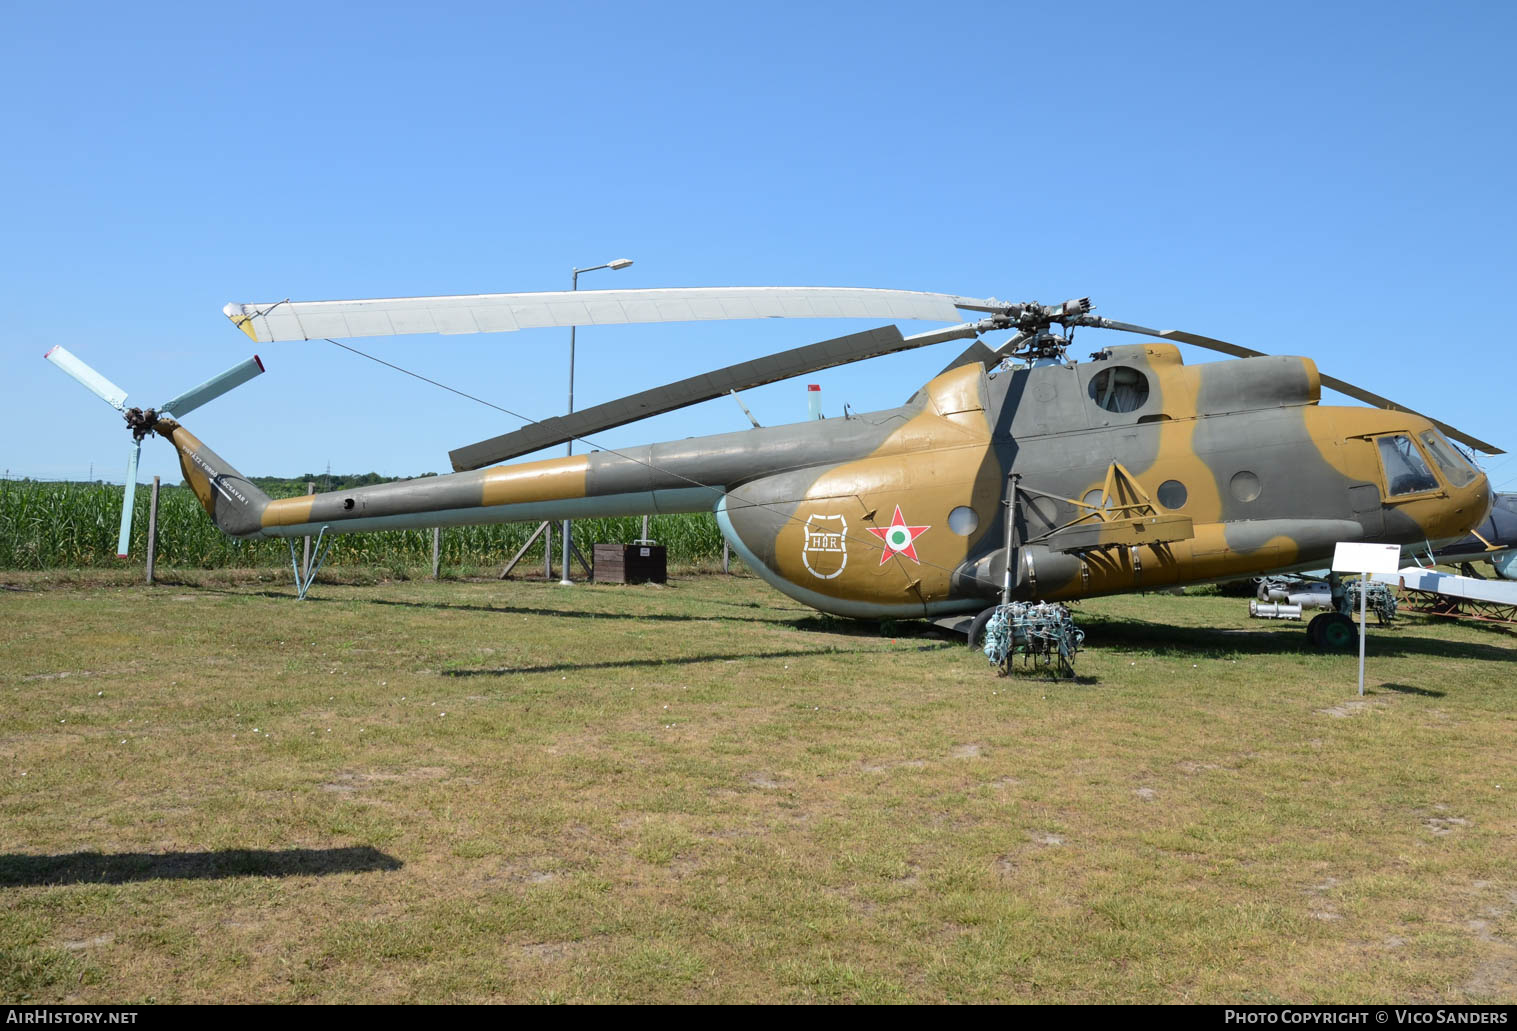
[
  {"x1": 1377, "y1": 434, "x2": 1439, "y2": 496},
  {"x1": 1418, "y1": 430, "x2": 1478, "y2": 487}
]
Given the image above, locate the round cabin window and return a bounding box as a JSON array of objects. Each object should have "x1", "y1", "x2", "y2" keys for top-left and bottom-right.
[
  {"x1": 948, "y1": 506, "x2": 979, "y2": 536},
  {"x1": 1157, "y1": 480, "x2": 1188, "y2": 509},
  {"x1": 1230, "y1": 470, "x2": 1262, "y2": 503},
  {"x1": 1088, "y1": 366, "x2": 1150, "y2": 412}
]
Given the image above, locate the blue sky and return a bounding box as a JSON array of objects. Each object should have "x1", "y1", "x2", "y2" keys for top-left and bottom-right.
[{"x1": 4, "y1": 1, "x2": 1514, "y2": 489}]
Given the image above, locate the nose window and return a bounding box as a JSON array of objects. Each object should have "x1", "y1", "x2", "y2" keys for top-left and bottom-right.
[
  {"x1": 1377, "y1": 435, "x2": 1439, "y2": 496},
  {"x1": 1418, "y1": 430, "x2": 1478, "y2": 487}
]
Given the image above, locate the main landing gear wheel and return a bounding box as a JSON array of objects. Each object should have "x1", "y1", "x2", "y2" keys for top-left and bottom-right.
[
  {"x1": 1307, "y1": 612, "x2": 1356, "y2": 651},
  {"x1": 967, "y1": 605, "x2": 999, "y2": 649}
]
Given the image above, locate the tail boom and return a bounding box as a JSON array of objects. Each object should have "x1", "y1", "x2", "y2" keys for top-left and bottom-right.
[{"x1": 155, "y1": 419, "x2": 271, "y2": 538}]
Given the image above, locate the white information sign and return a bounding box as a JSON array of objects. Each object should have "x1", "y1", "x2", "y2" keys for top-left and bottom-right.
[
  {"x1": 1331, "y1": 542, "x2": 1401, "y2": 576},
  {"x1": 1330, "y1": 541, "x2": 1402, "y2": 696}
]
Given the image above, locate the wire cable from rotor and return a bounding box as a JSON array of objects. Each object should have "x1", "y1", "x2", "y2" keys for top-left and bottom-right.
[
  {"x1": 325, "y1": 339, "x2": 538, "y2": 424},
  {"x1": 322, "y1": 338, "x2": 1010, "y2": 593},
  {"x1": 234, "y1": 298, "x2": 289, "y2": 332}
]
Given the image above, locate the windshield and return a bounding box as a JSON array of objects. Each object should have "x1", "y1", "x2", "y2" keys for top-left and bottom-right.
[
  {"x1": 1377, "y1": 434, "x2": 1439, "y2": 496},
  {"x1": 1418, "y1": 430, "x2": 1479, "y2": 487}
]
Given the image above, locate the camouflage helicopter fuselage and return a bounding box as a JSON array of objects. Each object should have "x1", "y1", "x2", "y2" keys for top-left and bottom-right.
[{"x1": 158, "y1": 342, "x2": 1492, "y2": 619}]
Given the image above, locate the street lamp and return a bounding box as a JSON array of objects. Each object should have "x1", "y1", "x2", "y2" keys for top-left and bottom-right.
[{"x1": 562, "y1": 258, "x2": 634, "y2": 585}]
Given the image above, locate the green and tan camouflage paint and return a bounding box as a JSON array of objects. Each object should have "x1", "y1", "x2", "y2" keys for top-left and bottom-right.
[{"x1": 155, "y1": 343, "x2": 1492, "y2": 619}]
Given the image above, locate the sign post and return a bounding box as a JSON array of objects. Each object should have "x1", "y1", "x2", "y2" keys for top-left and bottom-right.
[{"x1": 1330, "y1": 542, "x2": 1402, "y2": 696}]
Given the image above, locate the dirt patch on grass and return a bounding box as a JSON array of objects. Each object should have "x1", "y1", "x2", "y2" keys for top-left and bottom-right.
[
  {"x1": 859, "y1": 759, "x2": 927, "y2": 774},
  {"x1": 320, "y1": 766, "x2": 449, "y2": 794},
  {"x1": 1317, "y1": 700, "x2": 1377, "y2": 718},
  {"x1": 60, "y1": 934, "x2": 114, "y2": 951},
  {"x1": 520, "y1": 941, "x2": 579, "y2": 962}
]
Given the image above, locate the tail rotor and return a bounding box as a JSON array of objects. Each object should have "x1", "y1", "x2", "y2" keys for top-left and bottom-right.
[{"x1": 43, "y1": 347, "x2": 265, "y2": 558}]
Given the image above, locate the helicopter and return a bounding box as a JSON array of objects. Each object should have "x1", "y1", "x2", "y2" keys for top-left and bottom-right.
[{"x1": 48, "y1": 286, "x2": 1500, "y2": 650}]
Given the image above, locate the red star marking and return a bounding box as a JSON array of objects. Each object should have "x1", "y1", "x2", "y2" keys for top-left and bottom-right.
[{"x1": 867, "y1": 505, "x2": 931, "y2": 565}]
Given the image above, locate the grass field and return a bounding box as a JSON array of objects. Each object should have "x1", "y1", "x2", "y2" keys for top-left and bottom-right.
[{"x1": 1, "y1": 569, "x2": 1514, "y2": 1004}]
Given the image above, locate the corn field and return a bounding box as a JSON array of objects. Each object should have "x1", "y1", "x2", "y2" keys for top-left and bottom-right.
[{"x1": 0, "y1": 480, "x2": 729, "y2": 571}]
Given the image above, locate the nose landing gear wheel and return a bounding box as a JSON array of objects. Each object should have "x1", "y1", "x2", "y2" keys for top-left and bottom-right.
[{"x1": 1307, "y1": 612, "x2": 1356, "y2": 651}]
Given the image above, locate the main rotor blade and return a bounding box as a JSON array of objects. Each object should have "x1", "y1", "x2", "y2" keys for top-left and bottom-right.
[
  {"x1": 117, "y1": 442, "x2": 140, "y2": 558},
  {"x1": 1308, "y1": 373, "x2": 1504, "y2": 455},
  {"x1": 1092, "y1": 320, "x2": 1504, "y2": 455},
  {"x1": 44, "y1": 345, "x2": 129, "y2": 411},
  {"x1": 449, "y1": 321, "x2": 982, "y2": 471},
  {"x1": 224, "y1": 287, "x2": 977, "y2": 343},
  {"x1": 159, "y1": 355, "x2": 265, "y2": 417}
]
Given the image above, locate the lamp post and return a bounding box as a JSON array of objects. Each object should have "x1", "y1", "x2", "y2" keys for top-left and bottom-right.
[{"x1": 562, "y1": 257, "x2": 634, "y2": 585}]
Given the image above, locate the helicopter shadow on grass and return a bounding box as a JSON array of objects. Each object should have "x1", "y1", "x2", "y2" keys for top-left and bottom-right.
[
  {"x1": 983, "y1": 662, "x2": 1100, "y2": 687},
  {"x1": 1376, "y1": 683, "x2": 1447, "y2": 698},
  {"x1": 441, "y1": 641, "x2": 957, "y2": 677},
  {"x1": 155, "y1": 580, "x2": 342, "y2": 604},
  {"x1": 1078, "y1": 614, "x2": 1516, "y2": 663},
  {"x1": 175, "y1": 585, "x2": 802, "y2": 625},
  {"x1": 787, "y1": 614, "x2": 953, "y2": 640},
  {"x1": 1402, "y1": 611, "x2": 1517, "y2": 639},
  {"x1": 361, "y1": 593, "x2": 946, "y2": 637},
  {"x1": 0, "y1": 846, "x2": 402, "y2": 888},
  {"x1": 366, "y1": 596, "x2": 813, "y2": 627}
]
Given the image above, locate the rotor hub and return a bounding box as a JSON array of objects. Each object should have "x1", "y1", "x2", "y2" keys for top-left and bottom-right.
[{"x1": 123, "y1": 407, "x2": 160, "y2": 442}]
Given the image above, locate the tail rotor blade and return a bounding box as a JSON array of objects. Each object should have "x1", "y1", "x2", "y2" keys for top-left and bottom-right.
[
  {"x1": 117, "y1": 442, "x2": 140, "y2": 558},
  {"x1": 44, "y1": 346, "x2": 129, "y2": 411},
  {"x1": 159, "y1": 355, "x2": 265, "y2": 417}
]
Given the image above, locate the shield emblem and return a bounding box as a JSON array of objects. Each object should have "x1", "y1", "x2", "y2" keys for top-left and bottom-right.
[{"x1": 802, "y1": 513, "x2": 849, "y2": 580}]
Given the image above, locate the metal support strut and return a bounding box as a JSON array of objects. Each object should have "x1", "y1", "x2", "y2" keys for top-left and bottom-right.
[
  {"x1": 1001, "y1": 473, "x2": 1022, "y2": 675},
  {"x1": 980, "y1": 471, "x2": 1085, "y2": 677},
  {"x1": 288, "y1": 526, "x2": 333, "y2": 601}
]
